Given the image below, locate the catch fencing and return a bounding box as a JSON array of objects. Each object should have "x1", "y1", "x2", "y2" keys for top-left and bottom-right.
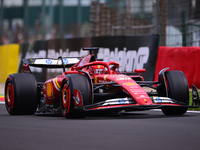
[{"x1": 90, "y1": 0, "x2": 200, "y2": 47}]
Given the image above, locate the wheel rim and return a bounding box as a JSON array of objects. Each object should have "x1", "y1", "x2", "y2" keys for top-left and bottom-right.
[
  {"x1": 6, "y1": 83, "x2": 14, "y2": 110},
  {"x1": 62, "y1": 84, "x2": 70, "y2": 114}
]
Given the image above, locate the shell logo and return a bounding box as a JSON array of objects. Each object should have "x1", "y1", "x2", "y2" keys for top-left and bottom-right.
[{"x1": 124, "y1": 82, "x2": 136, "y2": 86}]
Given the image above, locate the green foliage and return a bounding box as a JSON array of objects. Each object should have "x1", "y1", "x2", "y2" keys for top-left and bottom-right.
[{"x1": 189, "y1": 91, "x2": 200, "y2": 111}]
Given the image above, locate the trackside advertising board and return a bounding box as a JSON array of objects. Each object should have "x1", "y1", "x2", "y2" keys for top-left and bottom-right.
[
  {"x1": 20, "y1": 35, "x2": 159, "y2": 81},
  {"x1": 92, "y1": 35, "x2": 159, "y2": 80}
]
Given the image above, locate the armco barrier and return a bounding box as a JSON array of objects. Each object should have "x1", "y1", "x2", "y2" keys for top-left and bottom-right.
[
  {"x1": 154, "y1": 46, "x2": 200, "y2": 88},
  {"x1": 0, "y1": 44, "x2": 20, "y2": 83}
]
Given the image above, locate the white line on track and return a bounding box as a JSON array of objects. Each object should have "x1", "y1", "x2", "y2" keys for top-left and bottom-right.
[
  {"x1": 151, "y1": 109, "x2": 200, "y2": 113},
  {"x1": 187, "y1": 110, "x2": 200, "y2": 113}
]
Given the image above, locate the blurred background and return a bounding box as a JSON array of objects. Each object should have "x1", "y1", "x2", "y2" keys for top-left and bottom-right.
[{"x1": 0, "y1": 0, "x2": 200, "y2": 47}]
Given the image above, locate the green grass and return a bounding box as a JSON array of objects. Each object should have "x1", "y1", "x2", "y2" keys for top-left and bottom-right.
[{"x1": 189, "y1": 91, "x2": 200, "y2": 111}]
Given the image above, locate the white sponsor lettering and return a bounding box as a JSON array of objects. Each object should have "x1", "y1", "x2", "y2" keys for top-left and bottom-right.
[
  {"x1": 103, "y1": 97, "x2": 131, "y2": 106},
  {"x1": 97, "y1": 47, "x2": 149, "y2": 72},
  {"x1": 153, "y1": 97, "x2": 175, "y2": 103}
]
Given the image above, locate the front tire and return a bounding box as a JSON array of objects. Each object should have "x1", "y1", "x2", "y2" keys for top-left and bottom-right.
[
  {"x1": 161, "y1": 71, "x2": 189, "y2": 115},
  {"x1": 5, "y1": 73, "x2": 38, "y2": 115},
  {"x1": 60, "y1": 74, "x2": 91, "y2": 118}
]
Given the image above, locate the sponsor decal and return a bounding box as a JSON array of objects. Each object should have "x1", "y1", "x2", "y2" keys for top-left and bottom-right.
[
  {"x1": 153, "y1": 97, "x2": 174, "y2": 103},
  {"x1": 140, "y1": 95, "x2": 146, "y2": 98},
  {"x1": 99, "y1": 80, "x2": 106, "y2": 83},
  {"x1": 116, "y1": 77, "x2": 131, "y2": 81},
  {"x1": 124, "y1": 82, "x2": 136, "y2": 86},
  {"x1": 154, "y1": 97, "x2": 162, "y2": 103},
  {"x1": 73, "y1": 89, "x2": 82, "y2": 104},
  {"x1": 130, "y1": 86, "x2": 140, "y2": 89},
  {"x1": 63, "y1": 58, "x2": 69, "y2": 64},
  {"x1": 46, "y1": 59, "x2": 52, "y2": 64},
  {"x1": 118, "y1": 99, "x2": 126, "y2": 104},
  {"x1": 102, "y1": 97, "x2": 130, "y2": 106}
]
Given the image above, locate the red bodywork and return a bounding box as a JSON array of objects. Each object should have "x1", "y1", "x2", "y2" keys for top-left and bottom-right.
[
  {"x1": 21, "y1": 51, "x2": 190, "y2": 113},
  {"x1": 40, "y1": 53, "x2": 152, "y2": 107}
]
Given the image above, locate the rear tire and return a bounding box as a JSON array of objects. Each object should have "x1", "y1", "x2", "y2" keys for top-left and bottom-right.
[
  {"x1": 60, "y1": 74, "x2": 91, "y2": 118},
  {"x1": 5, "y1": 73, "x2": 38, "y2": 115},
  {"x1": 161, "y1": 71, "x2": 189, "y2": 115}
]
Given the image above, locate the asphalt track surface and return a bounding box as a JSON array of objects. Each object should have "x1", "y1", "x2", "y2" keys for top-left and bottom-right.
[{"x1": 0, "y1": 104, "x2": 200, "y2": 150}]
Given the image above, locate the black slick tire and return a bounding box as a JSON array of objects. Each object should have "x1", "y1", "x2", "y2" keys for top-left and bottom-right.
[
  {"x1": 60, "y1": 74, "x2": 91, "y2": 118},
  {"x1": 5, "y1": 73, "x2": 38, "y2": 115},
  {"x1": 161, "y1": 71, "x2": 189, "y2": 115}
]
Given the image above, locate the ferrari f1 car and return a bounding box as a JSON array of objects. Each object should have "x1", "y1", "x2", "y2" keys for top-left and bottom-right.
[{"x1": 5, "y1": 47, "x2": 200, "y2": 118}]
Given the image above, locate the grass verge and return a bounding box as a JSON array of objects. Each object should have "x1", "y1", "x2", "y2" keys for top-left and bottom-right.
[{"x1": 189, "y1": 91, "x2": 200, "y2": 111}]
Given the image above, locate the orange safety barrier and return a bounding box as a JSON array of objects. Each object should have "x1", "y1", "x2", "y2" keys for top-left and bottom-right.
[{"x1": 154, "y1": 46, "x2": 200, "y2": 88}]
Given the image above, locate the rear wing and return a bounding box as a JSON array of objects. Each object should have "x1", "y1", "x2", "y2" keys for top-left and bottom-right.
[{"x1": 22, "y1": 57, "x2": 81, "y2": 68}]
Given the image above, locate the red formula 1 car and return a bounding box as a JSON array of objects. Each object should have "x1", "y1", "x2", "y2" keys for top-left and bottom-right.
[{"x1": 5, "y1": 47, "x2": 200, "y2": 118}]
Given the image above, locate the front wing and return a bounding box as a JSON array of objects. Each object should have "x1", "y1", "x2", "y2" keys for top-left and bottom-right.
[{"x1": 83, "y1": 96, "x2": 199, "y2": 112}]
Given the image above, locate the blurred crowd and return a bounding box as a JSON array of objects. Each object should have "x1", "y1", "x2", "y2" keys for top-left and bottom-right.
[
  {"x1": 1, "y1": 22, "x2": 62, "y2": 45},
  {"x1": 1, "y1": 23, "x2": 26, "y2": 44}
]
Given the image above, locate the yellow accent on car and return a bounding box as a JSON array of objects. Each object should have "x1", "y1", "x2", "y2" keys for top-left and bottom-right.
[
  {"x1": 55, "y1": 78, "x2": 61, "y2": 89},
  {"x1": 124, "y1": 82, "x2": 136, "y2": 86},
  {"x1": 46, "y1": 82, "x2": 52, "y2": 97},
  {"x1": 95, "y1": 77, "x2": 97, "y2": 83}
]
